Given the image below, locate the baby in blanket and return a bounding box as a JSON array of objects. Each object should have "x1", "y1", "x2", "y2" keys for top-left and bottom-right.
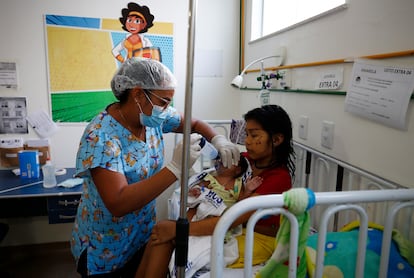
[
  {"x1": 186, "y1": 156, "x2": 259, "y2": 221},
  {"x1": 167, "y1": 156, "x2": 263, "y2": 277},
  {"x1": 135, "y1": 154, "x2": 263, "y2": 278}
]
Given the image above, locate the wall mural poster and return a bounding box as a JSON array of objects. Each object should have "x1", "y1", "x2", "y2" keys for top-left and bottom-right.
[{"x1": 44, "y1": 3, "x2": 174, "y2": 123}]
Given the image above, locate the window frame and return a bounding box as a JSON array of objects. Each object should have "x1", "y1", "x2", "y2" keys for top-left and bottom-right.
[{"x1": 250, "y1": 0, "x2": 348, "y2": 42}]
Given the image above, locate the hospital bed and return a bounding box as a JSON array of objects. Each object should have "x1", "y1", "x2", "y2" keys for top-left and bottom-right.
[
  {"x1": 173, "y1": 120, "x2": 414, "y2": 278},
  {"x1": 210, "y1": 188, "x2": 414, "y2": 278}
]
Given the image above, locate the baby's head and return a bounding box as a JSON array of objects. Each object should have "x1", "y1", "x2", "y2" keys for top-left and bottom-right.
[{"x1": 214, "y1": 154, "x2": 249, "y2": 178}]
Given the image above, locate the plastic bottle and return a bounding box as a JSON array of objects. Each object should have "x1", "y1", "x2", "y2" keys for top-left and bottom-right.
[
  {"x1": 42, "y1": 157, "x2": 57, "y2": 188},
  {"x1": 199, "y1": 137, "x2": 220, "y2": 160}
]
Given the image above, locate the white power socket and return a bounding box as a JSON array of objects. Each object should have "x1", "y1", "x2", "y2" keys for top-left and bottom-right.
[
  {"x1": 321, "y1": 121, "x2": 334, "y2": 149},
  {"x1": 298, "y1": 116, "x2": 308, "y2": 140}
]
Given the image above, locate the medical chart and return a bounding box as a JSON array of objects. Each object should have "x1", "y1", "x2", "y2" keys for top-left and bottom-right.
[{"x1": 345, "y1": 59, "x2": 414, "y2": 130}]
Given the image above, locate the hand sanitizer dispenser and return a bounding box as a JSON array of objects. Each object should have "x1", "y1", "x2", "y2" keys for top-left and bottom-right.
[{"x1": 42, "y1": 154, "x2": 57, "y2": 188}]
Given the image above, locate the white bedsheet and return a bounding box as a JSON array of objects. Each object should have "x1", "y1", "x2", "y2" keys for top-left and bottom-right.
[
  {"x1": 195, "y1": 265, "x2": 263, "y2": 278},
  {"x1": 169, "y1": 235, "x2": 240, "y2": 278}
]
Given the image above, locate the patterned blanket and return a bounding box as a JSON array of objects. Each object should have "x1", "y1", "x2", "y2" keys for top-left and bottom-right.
[{"x1": 306, "y1": 221, "x2": 414, "y2": 278}]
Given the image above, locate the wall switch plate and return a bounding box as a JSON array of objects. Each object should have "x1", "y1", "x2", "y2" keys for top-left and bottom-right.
[
  {"x1": 298, "y1": 115, "x2": 308, "y2": 140},
  {"x1": 321, "y1": 121, "x2": 334, "y2": 149}
]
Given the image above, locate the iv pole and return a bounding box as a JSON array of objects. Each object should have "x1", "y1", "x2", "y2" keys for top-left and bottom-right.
[{"x1": 175, "y1": 0, "x2": 197, "y2": 277}]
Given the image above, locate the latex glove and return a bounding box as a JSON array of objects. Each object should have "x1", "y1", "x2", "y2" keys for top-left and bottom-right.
[
  {"x1": 166, "y1": 134, "x2": 202, "y2": 178},
  {"x1": 211, "y1": 134, "x2": 240, "y2": 168}
]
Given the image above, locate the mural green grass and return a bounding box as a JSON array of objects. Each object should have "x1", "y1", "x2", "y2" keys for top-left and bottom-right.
[{"x1": 51, "y1": 91, "x2": 117, "y2": 122}]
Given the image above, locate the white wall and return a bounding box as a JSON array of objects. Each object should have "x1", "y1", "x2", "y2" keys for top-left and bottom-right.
[
  {"x1": 240, "y1": 0, "x2": 414, "y2": 187},
  {"x1": 0, "y1": 0, "x2": 241, "y2": 167},
  {"x1": 0, "y1": 0, "x2": 240, "y2": 245},
  {"x1": 5, "y1": 0, "x2": 412, "y2": 245}
]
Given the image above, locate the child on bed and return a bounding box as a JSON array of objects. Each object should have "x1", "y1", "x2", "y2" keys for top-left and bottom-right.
[{"x1": 135, "y1": 105, "x2": 295, "y2": 277}]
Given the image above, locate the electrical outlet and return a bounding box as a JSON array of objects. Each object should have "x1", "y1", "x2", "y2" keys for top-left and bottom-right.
[
  {"x1": 277, "y1": 69, "x2": 291, "y2": 89},
  {"x1": 321, "y1": 121, "x2": 334, "y2": 149},
  {"x1": 298, "y1": 116, "x2": 308, "y2": 140}
]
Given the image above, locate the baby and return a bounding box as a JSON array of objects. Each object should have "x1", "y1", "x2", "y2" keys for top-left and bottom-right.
[{"x1": 187, "y1": 155, "x2": 263, "y2": 221}]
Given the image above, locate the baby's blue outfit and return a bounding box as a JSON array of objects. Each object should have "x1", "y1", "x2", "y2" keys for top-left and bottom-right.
[{"x1": 71, "y1": 105, "x2": 180, "y2": 275}]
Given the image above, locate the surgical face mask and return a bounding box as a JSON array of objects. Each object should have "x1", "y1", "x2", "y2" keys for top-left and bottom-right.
[{"x1": 136, "y1": 93, "x2": 167, "y2": 127}]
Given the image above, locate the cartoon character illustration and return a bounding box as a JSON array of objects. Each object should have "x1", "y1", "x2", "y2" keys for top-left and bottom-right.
[
  {"x1": 125, "y1": 152, "x2": 137, "y2": 167},
  {"x1": 112, "y1": 2, "x2": 161, "y2": 62},
  {"x1": 82, "y1": 155, "x2": 94, "y2": 169},
  {"x1": 99, "y1": 248, "x2": 116, "y2": 261}
]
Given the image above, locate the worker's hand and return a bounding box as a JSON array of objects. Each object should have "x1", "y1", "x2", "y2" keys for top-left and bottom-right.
[
  {"x1": 211, "y1": 135, "x2": 240, "y2": 168},
  {"x1": 166, "y1": 134, "x2": 202, "y2": 179}
]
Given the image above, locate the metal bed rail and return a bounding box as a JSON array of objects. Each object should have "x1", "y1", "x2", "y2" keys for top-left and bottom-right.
[{"x1": 210, "y1": 189, "x2": 414, "y2": 278}]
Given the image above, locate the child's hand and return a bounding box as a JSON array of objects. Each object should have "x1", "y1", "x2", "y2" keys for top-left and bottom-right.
[
  {"x1": 245, "y1": 176, "x2": 263, "y2": 193},
  {"x1": 188, "y1": 186, "x2": 202, "y2": 198},
  {"x1": 150, "y1": 220, "x2": 176, "y2": 244}
]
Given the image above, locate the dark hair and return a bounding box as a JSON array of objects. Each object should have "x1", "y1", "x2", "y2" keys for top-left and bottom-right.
[
  {"x1": 244, "y1": 105, "x2": 296, "y2": 179},
  {"x1": 234, "y1": 155, "x2": 249, "y2": 178},
  {"x1": 217, "y1": 153, "x2": 249, "y2": 179},
  {"x1": 119, "y1": 2, "x2": 154, "y2": 33},
  {"x1": 118, "y1": 88, "x2": 131, "y2": 104}
]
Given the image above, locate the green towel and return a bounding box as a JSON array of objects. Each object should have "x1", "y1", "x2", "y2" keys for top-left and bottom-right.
[
  {"x1": 392, "y1": 228, "x2": 414, "y2": 267},
  {"x1": 256, "y1": 188, "x2": 314, "y2": 278}
]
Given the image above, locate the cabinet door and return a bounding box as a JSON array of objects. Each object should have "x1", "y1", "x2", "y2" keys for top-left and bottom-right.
[{"x1": 47, "y1": 195, "x2": 80, "y2": 224}]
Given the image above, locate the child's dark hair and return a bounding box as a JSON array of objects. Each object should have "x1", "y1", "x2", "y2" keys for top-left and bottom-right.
[
  {"x1": 244, "y1": 105, "x2": 296, "y2": 179},
  {"x1": 119, "y1": 2, "x2": 154, "y2": 33}
]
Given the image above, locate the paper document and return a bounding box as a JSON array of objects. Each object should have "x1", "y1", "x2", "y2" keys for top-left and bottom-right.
[
  {"x1": 0, "y1": 97, "x2": 28, "y2": 134},
  {"x1": 345, "y1": 59, "x2": 414, "y2": 130},
  {"x1": 0, "y1": 62, "x2": 18, "y2": 89},
  {"x1": 26, "y1": 110, "x2": 59, "y2": 138}
]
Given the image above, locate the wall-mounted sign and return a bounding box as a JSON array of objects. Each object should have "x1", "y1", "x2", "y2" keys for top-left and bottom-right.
[
  {"x1": 0, "y1": 97, "x2": 27, "y2": 134},
  {"x1": 315, "y1": 68, "x2": 343, "y2": 90},
  {"x1": 345, "y1": 59, "x2": 414, "y2": 130},
  {"x1": 0, "y1": 62, "x2": 18, "y2": 89}
]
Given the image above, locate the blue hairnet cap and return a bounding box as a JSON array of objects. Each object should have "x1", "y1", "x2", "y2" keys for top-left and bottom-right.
[{"x1": 111, "y1": 57, "x2": 177, "y2": 100}]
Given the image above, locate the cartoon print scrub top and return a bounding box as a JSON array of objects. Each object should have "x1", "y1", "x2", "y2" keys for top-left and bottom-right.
[{"x1": 71, "y1": 104, "x2": 180, "y2": 275}]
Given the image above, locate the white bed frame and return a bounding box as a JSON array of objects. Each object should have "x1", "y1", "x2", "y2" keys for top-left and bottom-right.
[
  {"x1": 210, "y1": 188, "x2": 414, "y2": 278},
  {"x1": 174, "y1": 121, "x2": 414, "y2": 278}
]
